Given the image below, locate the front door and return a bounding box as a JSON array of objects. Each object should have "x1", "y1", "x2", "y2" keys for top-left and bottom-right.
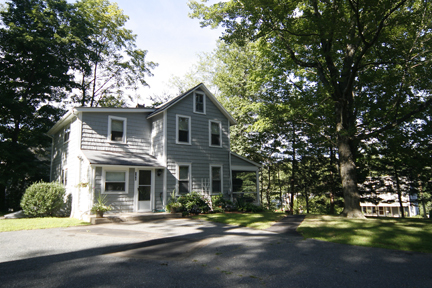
[{"x1": 138, "y1": 170, "x2": 152, "y2": 211}]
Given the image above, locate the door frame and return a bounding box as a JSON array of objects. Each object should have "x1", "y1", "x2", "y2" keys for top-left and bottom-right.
[{"x1": 134, "y1": 168, "x2": 155, "y2": 212}]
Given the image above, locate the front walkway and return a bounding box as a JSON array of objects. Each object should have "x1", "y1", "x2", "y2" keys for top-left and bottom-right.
[{"x1": 89, "y1": 211, "x2": 182, "y2": 224}]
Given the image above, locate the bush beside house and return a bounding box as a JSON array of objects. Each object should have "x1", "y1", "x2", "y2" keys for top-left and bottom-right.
[{"x1": 20, "y1": 182, "x2": 66, "y2": 217}]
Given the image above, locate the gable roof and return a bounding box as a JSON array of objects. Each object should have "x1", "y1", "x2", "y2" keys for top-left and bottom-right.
[{"x1": 147, "y1": 83, "x2": 237, "y2": 125}]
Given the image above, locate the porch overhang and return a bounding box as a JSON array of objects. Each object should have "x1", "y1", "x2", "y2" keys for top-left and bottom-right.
[{"x1": 82, "y1": 150, "x2": 165, "y2": 168}]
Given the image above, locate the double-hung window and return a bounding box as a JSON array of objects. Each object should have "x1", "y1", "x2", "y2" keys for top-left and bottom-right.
[
  {"x1": 108, "y1": 116, "x2": 127, "y2": 143},
  {"x1": 209, "y1": 121, "x2": 222, "y2": 147},
  {"x1": 194, "y1": 92, "x2": 205, "y2": 114},
  {"x1": 210, "y1": 165, "x2": 222, "y2": 194},
  {"x1": 176, "y1": 115, "x2": 191, "y2": 144},
  {"x1": 103, "y1": 169, "x2": 128, "y2": 193},
  {"x1": 178, "y1": 164, "x2": 191, "y2": 194}
]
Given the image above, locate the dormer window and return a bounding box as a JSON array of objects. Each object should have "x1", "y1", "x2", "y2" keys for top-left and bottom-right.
[
  {"x1": 108, "y1": 116, "x2": 127, "y2": 143},
  {"x1": 194, "y1": 92, "x2": 206, "y2": 114}
]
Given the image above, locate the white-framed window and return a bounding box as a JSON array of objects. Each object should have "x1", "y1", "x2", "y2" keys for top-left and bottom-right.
[
  {"x1": 102, "y1": 168, "x2": 129, "y2": 194},
  {"x1": 61, "y1": 168, "x2": 68, "y2": 186},
  {"x1": 194, "y1": 91, "x2": 206, "y2": 114},
  {"x1": 177, "y1": 163, "x2": 191, "y2": 194},
  {"x1": 63, "y1": 126, "x2": 70, "y2": 144},
  {"x1": 210, "y1": 165, "x2": 223, "y2": 194},
  {"x1": 108, "y1": 116, "x2": 127, "y2": 143},
  {"x1": 176, "y1": 115, "x2": 191, "y2": 145},
  {"x1": 209, "y1": 120, "x2": 222, "y2": 147}
]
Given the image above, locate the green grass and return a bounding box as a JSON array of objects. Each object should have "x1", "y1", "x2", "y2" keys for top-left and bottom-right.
[
  {"x1": 0, "y1": 217, "x2": 90, "y2": 232},
  {"x1": 298, "y1": 215, "x2": 432, "y2": 253},
  {"x1": 193, "y1": 211, "x2": 286, "y2": 230}
]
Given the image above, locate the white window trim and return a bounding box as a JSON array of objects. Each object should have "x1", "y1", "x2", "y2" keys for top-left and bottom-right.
[
  {"x1": 193, "y1": 91, "x2": 206, "y2": 114},
  {"x1": 209, "y1": 120, "x2": 222, "y2": 148},
  {"x1": 107, "y1": 115, "x2": 127, "y2": 143},
  {"x1": 176, "y1": 114, "x2": 191, "y2": 145},
  {"x1": 177, "y1": 163, "x2": 192, "y2": 195},
  {"x1": 102, "y1": 167, "x2": 129, "y2": 194},
  {"x1": 210, "y1": 164, "x2": 223, "y2": 194}
]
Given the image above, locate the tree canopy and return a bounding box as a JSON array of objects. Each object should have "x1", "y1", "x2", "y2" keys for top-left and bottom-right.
[{"x1": 189, "y1": 0, "x2": 432, "y2": 217}]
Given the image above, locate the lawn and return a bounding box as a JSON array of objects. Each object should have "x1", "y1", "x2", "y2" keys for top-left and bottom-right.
[
  {"x1": 298, "y1": 215, "x2": 432, "y2": 253},
  {"x1": 193, "y1": 211, "x2": 286, "y2": 230},
  {"x1": 0, "y1": 217, "x2": 90, "y2": 232}
]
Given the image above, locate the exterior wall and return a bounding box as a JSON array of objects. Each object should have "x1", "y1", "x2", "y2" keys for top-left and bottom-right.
[
  {"x1": 231, "y1": 154, "x2": 257, "y2": 168},
  {"x1": 151, "y1": 113, "x2": 165, "y2": 161},
  {"x1": 165, "y1": 89, "x2": 231, "y2": 196},
  {"x1": 94, "y1": 167, "x2": 135, "y2": 213},
  {"x1": 154, "y1": 169, "x2": 164, "y2": 210},
  {"x1": 81, "y1": 112, "x2": 151, "y2": 154}
]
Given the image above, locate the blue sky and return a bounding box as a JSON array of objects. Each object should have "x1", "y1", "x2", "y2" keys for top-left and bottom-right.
[{"x1": 0, "y1": 0, "x2": 223, "y2": 104}]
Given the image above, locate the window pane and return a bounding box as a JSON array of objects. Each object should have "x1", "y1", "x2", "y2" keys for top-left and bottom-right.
[
  {"x1": 138, "y1": 186, "x2": 151, "y2": 201},
  {"x1": 179, "y1": 181, "x2": 189, "y2": 193},
  {"x1": 212, "y1": 167, "x2": 221, "y2": 180},
  {"x1": 105, "y1": 182, "x2": 125, "y2": 191},
  {"x1": 195, "y1": 94, "x2": 203, "y2": 112},
  {"x1": 211, "y1": 122, "x2": 219, "y2": 134},
  {"x1": 178, "y1": 117, "x2": 189, "y2": 131},
  {"x1": 179, "y1": 130, "x2": 189, "y2": 142},
  {"x1": 179, "y1": 166, "x2": 189, "y2": 180},
  {"x1": 212, "y1": 180, "x2": 221, "y2": 193},
  {"x1": 106, "y1": 171, "x2": 125, "y2": 182},
  {"x1": 111, "y1": 120, "x2": 124, "y2": 132},
  {"x1": 139, "y1": 170, "x2": 151, "y2": 185}
]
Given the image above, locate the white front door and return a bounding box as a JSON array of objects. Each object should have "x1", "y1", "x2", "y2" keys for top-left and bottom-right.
[{"x1": 138, "y1": 170, "x2": 152, "y2": 212}]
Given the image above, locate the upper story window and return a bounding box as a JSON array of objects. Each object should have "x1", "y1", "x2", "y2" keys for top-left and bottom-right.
[
  {"x1": 103, "y1": 168, "x2": 128, "y2": 194},
  {"x1": 63, "y1": 126, "x2": 70, "y2": 143},
  {"x1": 194, "y1": 92, "x2": 206, "y2": 114},
  {"x1": 176, "y1": 115, "x2": 191, "y2": 145},
  {"x1": 178, "y1": 164, "x2": 191, "y2": 194},
  {"x1": 209, "y1": 120, "x2": 222, "y2": 147},
  {"x1": 108, "y1": 116, "x2": 127, "y2": 143}
]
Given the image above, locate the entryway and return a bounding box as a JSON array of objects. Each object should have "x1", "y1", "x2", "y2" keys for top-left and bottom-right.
[{"x1": 137, "y1": 170, "x2": 152, "y2": 212}]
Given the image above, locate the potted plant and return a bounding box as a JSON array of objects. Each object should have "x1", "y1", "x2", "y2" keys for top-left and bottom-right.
[
  {"x1": 169, "y1": 202, "x2": 183, "y2": 213},
  {"x1": 91, "y1": 194, "x2": 112, "y2": 218}
]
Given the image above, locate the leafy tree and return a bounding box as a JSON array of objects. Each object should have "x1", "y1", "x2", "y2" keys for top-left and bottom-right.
[
  {"x1": 0, "y1": 0, "x2": 94, "y2": 210},
  {"x1": 189, "y1": 0, "x2": 432, "y2": 217},
  {"x1": 72, "y1": 0, "x2": 157, "y2": 107}
]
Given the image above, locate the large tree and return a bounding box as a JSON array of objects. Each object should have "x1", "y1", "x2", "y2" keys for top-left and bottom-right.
[
  {"x1": 0, "y1": 0, "x2": 93, "y2": 209},
  {"x1": 72, "y1": 0, "x2": 157, "y2": 107},
  {"x1": 189, "y1": 0, "x2": 432, "y2": 217}
]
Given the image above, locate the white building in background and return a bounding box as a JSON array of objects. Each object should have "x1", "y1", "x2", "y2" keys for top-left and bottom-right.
[{"x1": 360, "y1": 176, "x2": 419, "y2": 217}]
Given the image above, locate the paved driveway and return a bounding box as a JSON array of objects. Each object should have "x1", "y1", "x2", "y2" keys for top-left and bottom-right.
[{"x1": 1, "y1": 218, "x2": 431, "y2": 287}]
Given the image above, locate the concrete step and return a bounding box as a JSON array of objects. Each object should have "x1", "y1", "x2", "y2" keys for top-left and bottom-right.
[{"x1": 90, "y1": 212, "x2": 182, "y2": 225}]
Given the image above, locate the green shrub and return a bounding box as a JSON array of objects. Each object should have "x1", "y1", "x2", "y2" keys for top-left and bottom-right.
[
  {"x1": 211, "y1": 193, "x2": 234, "y2": 210},
  {"x1": 178, "y1": 191, "x2": 210, "y2": 214},
  {"x1": 21, "y1": 181, "x2": 66, "y2": 217}
]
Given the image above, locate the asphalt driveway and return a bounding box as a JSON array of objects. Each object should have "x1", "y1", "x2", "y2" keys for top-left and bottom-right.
[{"x1": 1, "y1": 217, "x2": 431, "y2": 287}]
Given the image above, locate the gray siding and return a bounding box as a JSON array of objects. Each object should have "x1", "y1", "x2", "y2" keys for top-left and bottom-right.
[
  {"x1": 166, "y1": 89, "x2": 231, "y2": 196},
  {"x1": 51, "y1": 117, "x2": 77, "y2": 182},
  {"x1": 154, "y1": 170, "x2": 164, "y2": 210},
  {"x1": 94, "y1": 167, "x2": 134, "y2": 213},
  {"x1": 231, "y1": 154, "x2": 258, "y2": 168},
  {"x1": 151, "y1": 113, "x2": 165, "y2": 159},
  {"x1": 81, "y1": 112, "x2": 151, "y2": 154}
]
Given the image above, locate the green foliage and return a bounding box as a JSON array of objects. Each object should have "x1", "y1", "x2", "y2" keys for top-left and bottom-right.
[
  {"x1": 20, "y1": 182, "x2": 66, "y2": 217},
  {"x1": 178, "y1": 192, "x2": 210, "y2": 214},
  {"x1": 211, "y1": 193, "x2": 233, "y2": 211},
  {"x1": 72, "y1": 0, "x2": 157, "y2": 107},
  {"x1": 0, "y1": 0, "x2": 94, "y2": 210},
  {"x1": 90, "y1": 194, "x2": 112, "y2": 214}
]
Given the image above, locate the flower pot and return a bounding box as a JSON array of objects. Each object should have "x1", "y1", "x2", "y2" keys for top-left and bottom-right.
[{"x1": 96, "y1": 211, "x2": 104, "y2": 218}]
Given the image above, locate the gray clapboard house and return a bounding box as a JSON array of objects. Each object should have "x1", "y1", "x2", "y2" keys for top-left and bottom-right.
[{"x1": 47, "y1": 84, "x2": 261, "y2": 219}]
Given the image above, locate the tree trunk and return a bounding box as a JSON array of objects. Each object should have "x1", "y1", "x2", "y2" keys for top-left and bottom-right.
[
  {"x1": 329, "y1": 146, "x2": 335, "y2": 215},
  {"x1": 266, "y1": 166, "x2": 271, "y2": 209},
  {"x1": 338, "y1": 136, "x2": 364, "y2": 218},
  {"x1": 394, "y1": 167, "x2": 405, "y2": 218}
]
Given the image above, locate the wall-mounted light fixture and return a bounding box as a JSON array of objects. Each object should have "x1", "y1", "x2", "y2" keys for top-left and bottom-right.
[{"x1": 157, "y1": 169, "x2": 162, "y2": 176}]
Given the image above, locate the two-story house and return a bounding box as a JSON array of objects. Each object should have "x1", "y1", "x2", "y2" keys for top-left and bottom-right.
[{"x1": 47, "y1": 84, "x2": 260, "y2": 219}]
